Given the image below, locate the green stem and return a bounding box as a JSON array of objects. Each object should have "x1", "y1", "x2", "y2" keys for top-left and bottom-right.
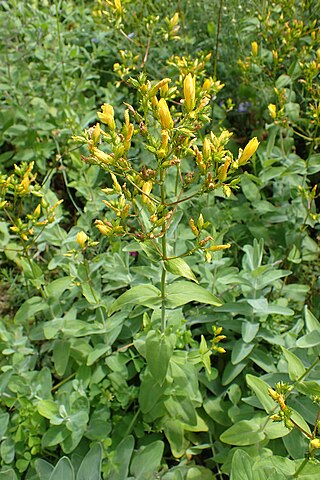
[
  {"x1": 293, "y1": 457, "x2": 309, "y2": 478},
  {"x1": 160, "y1": 169, "x2": 167, "y2": 332},
  {"x1": 213, "y1": 0, "x2": 223, "y2": 80}
]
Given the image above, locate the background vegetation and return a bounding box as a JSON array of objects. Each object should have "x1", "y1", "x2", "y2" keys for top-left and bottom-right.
[{"x1": 0, "y1": 0, "x2": 319, "y2": 478}]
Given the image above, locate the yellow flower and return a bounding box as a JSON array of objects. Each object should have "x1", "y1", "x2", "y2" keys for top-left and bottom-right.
[
  {"x1": 91, "y1": 123, "x2": 101, "y2": 144},
  {"x1": 202, "y1": 78, "x2": 212, "y2": 91},
  {"x1": 158, "y1": 98, "x2": 174, "y2": 129},
  {"x1": 76, "y1": 231, "x2": 88, "y2": 248},
  {"x1": 95, "y1": 220, "x2": 112, "y2": 236},
  {"x1": 251, "y1": 41, "x2": 258, "y2": 57},
  {"x1": 34, "y1": 204, "x2": 41, "y2": 218},
  {"x1": 184, "y1": 73, "x2": 196, "y2": 112},
  {"x1": 310, "y1": 438, "x2": 320, "y2": 449},
  {"x1": 142, "y1": 181, "x2": 153, "y2": 203},
  {"x1": 208, "y1": 244, "x2": 231, "y2": 251},
  {"x1": 268, "y1": 103, "x2": 277, "y2": 119},
  {"x1": 268, "y1": 388, "x2": 280, "y2": 401},
  {"x1": 149, "y1": 78, "x2": 171, "y2": 97},
  {"x1": 98, "y1": 104, "x2": 116, "y2": 130},
  {"x1": 92, "y1": 147, "x2": 113, "y2": 165},
  {"x1": 238, "y1": 137, "x2": 259, "y2": 166},
  {"x1": 114, "y1": 0, "x2": 122, "y2": 14}
]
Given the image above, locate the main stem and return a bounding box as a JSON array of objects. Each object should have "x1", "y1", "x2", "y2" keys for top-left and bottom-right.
[{"x1": 160, "y1": 168, "x2": 167, "y2": 332}]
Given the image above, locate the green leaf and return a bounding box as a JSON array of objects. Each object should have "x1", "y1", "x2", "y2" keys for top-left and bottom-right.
[
  {"x1": 77, "y1": 443, "x2": 102, "y2": 480},
  {"x1": 0, "y1": 438, "x2": 15, "y2": 464},
  {"x1": 14, "y1": 296, "x2": 48, "y2": 323},
  {"x1": 275, "y1": 74, "x2": 291, "y2": 88},
  {"x1": 37, "y1": 400, "x2": 61, "y2": 422},
  {"x1": 281, "y1": 347, "x2": 305, "y2": 381},
  {"x1": 164, "y1": 419, "x2": 186, "y2": 458},
  {"x1": 241, "y1": 321, "x2": 259, "y2": 343},
  {"x1": 42, "y1": 427, "x2": 69, "y2": 448},
  {"x1": 109, "y1": 285, "x2": 161, "y2": 315},
  {"x1": 230, "y1": 449, "x2": 254, "y2": 480},
  {"x1": 220, "y1": 419, "x2": 265, "y2": 446},
  {"x1": 87, "y1": 344, "x2": 109, "y2": 366},
  {"x1": 0, "y1": 411, "x2": 9, "y2": 439},
  {"x1": 139, "y1": 372, "x2": 165, "y2": 413},
  {"x1": 297, "y1": 331, "x2": 320, "y2": 348},
  {"x1": 49, "y1": 457, "x2": 74, "y2": 480},
  {"x1": 164, "y1": 257, "x2": 198, "y2": 283},
  {"x1": 45, "y1": 276, "x2": 73, "y2": 298},
  {"x1": 305, "y1": 307, "x2": 320, "y2": 332},
  {"x1": 82, "y1": 283, "x2": 101, "y2": 304},
  {"x1": 283, "y1": 428, "x2": 308, "y2": 459},
  {"x1": 291, "y1": 410, "x2": 312, "y2": 437},
  {"x1": 165, "y1": 281, "x2": 222, "y2": 308},
  {"x1": 34, "y1": 459, "x2": 54, "y2": 480},
  {"x1": 53, "y1": 340, "x2": 70, "y2": 377},
  {"x1": 222, "y1": 361, "x2": 247, "y2": 385},
  {"x1": 254, "y1": 456, "x2": 295, "y2": 476},
  {"x1": 165, "y1": 395, "x2": 197, "y2": 427},
  {"x1": 241, "y1": 174, "x2": 261, "y2": 202},
  {"x1": 285, "y1": 102, "x2": 300, "y2": 122},
  {"x1": 296, "y1": 381, "x2": 320, "y2": 397},
  {"x1": 130, "y1": 440, "x2": 164, "y2": 480},
  {"x1": 109, "y1": 436, "x2": 134, "y2": 480},
  {"x1": 146, "y1": 330, "x2": 175, "y2": 385},
  {"x1": 0, "y1": 469, "x2": 18, "y2": 480},
  {"x1": 231, "y1": 339, "x2": 255, "y2": 364},
  {"x1": 263, "y1": 420, "x2": 291, "y2": 439},
  {"x1": 246, "y1": 375, "x2": 276, "y2": 413}
]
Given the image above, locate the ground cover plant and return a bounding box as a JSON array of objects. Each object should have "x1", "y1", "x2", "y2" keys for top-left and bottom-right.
[{"x1": 0, "y1": 0, "x2": 319, "y2": 479}]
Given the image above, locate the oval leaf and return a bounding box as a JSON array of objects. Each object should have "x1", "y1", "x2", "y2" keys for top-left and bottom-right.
[
  {"x1": 220, "y1": 419, "x2": 265, "y2": 446},
  {"x1": 246, "y1": 374, "x2": 276, "y2": 413},
  {"x1": 109, "y1": 285, "x2": 161, "y2": 315},
  {"x1": 164, "y1": 258, "x2": 198, "y2": 283},
  {"x1": 166, "y1": 281, "x2": 222, "y2": 308}
]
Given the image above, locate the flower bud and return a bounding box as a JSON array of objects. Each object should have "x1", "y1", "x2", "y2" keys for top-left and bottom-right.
[
  {"x1": 92, "y1": 147, "x2": 113, "y2": 165},
  {"x1": 149, "y1": 78, "x2": 171, "y2": 97},
  {"x1": 189, "y1": 218, "x2": 199, "y2": 237},
  {"x1": 251, "y1": 41, "x2": 258, "y2": 57},
  {"x1": 208, "y1": 243, "x2": 231, "y2": 251},
  {"x1": 268, "y1": 103, "x2": 277, "y2": 119},
  {"x1": 268, "y1": 388, "x2": 280, "y2": 401},
  {"x1": 218, "y1": 157, "x2": 231, "y2": 182},
  {"x1": 202, "y1": 137, "x2": 212, "y2": 161},
  {"x1": 202, "y1": 78, "x2": 212, "y2": 91},
  {"x1": 91, "y1": 123, "x2": 101, "y2": 144},
  {"x1": 76, "y1": 231, "x2": 88, "y2": 248},
  {"x1": 310, "y1": 438, "x2": 320, "y2": 449},
  {"x1": 95, "y1": 220, "x2": 112, "y2": 236},
  {"x1": 34, "y1": 204, "x2": 41, "y2": 218},
  {"x1": 238, "y1": 137, "x2": 259, "y2": 166},
  {"x1": 158, "y1": 98, "x2": 174, "y2": 129},
  {"x1": 142, "y1": 181, "x2": 153, "y2": 203},
  {"x1": 184, "y1": 73, "x2": 196, "y2": 112}
]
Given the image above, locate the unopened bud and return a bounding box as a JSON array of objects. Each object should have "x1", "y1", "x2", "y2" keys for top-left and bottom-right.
[
  {"x1": 238, "y1": 137, "x2": 259, "y2": 166},
  {"x1": 310, "y1": 438, "x2": 320, "y2": 449},
  {"x1": 158, "y1": 98, "x2": 174, "y2": 129},
  {"x1": 184, "y1": 73, "x2": 196, "y2": 112},
  {"x1": 189, "y1": 218, "x2": 199, "y2": 237},
  {"x1": 208, "y1": 243, "x2": 231, "y2": 251},
  {"x1": 268, "y1": 104, "x2": 277, "y2": 119},
  {"x1": 76, "y1": 231, "x2": 88, "y2": 247},
  {"x1": 251, "y1": 41, "x2": 258, "y2": 57}
]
